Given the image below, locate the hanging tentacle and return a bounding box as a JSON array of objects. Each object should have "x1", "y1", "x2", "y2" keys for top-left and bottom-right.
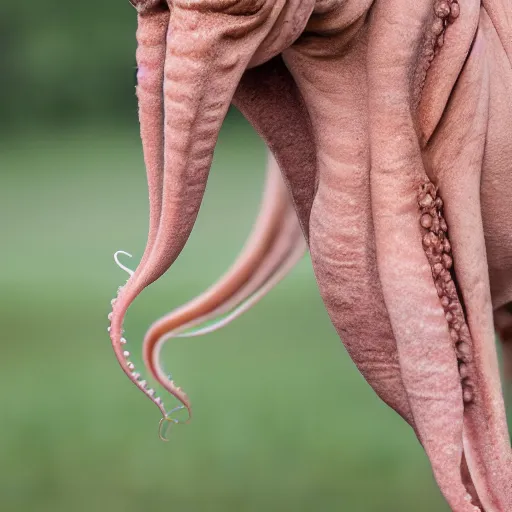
[
  {"x1": 109, "y1": 2, "x2": 170, "y2": 420},
  {"x1": 141, "y1": 152, "x2": 306, "y2": 418}
]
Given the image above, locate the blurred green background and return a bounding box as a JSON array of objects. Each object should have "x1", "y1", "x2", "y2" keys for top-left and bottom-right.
[{"x1": 0, "y1": 2, "x2": 454, "y2": 511}]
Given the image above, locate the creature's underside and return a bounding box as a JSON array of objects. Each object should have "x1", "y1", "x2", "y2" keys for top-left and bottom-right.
[{"x1": 108, "y1": 1, "x2": 512, "y2": 511}]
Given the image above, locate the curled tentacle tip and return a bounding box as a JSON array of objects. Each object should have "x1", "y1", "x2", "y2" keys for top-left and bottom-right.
[
  {"x1": 157, "y1": 405, "x2": 190, "y2": 441},
  {"x1": 158, "y1": 416, "x2": 178, "y2": 441},
  {"x1": 114, "y1": 250, "x2": 135, "y2": 277}
]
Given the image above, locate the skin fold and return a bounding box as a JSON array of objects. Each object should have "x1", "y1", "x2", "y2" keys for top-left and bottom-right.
[{"x1": 108, "y1": 1, "x2": 512, "y2": 510}]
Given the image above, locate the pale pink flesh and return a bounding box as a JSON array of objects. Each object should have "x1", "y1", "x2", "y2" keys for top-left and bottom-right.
[{"x1": 109, "y1": 1, "x2": 512, "y2": 509}]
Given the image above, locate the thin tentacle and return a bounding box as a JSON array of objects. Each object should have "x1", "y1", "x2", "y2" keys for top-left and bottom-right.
[{"x1": 141, "y1": 153, "x2": 306, "y2": 418}]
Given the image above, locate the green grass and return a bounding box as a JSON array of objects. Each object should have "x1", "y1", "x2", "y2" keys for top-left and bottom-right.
[{"x1": 0, "y1": 112, "x2": 449, "y2": 512}]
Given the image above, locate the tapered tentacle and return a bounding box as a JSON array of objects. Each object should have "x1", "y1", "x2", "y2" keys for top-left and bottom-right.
[
  {"x1": 142, "y1": 152, "x2": 305, "y2": 419},
  {"x1": 368, "y1": 1, "x2": 510, "y2": 510},
  {"x1": 108, "y1": 3, "x2": 170, "y2": 420},
  {"x1": 425, "y1": 17, "x2": 512, "y2": 509}
]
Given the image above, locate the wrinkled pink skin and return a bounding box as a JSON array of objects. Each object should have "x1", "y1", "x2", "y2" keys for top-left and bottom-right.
[{"x1": 108, "y1": 1, "x2": 512, "y2": 510}]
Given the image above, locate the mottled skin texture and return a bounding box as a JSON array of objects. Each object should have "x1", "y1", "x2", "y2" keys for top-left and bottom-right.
[{"x1": 108, "y1": 1, "x2": 512, "y2": 510}]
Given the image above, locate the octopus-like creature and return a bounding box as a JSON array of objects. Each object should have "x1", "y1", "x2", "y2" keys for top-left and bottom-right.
[{"x1": 108, "y1": 1, "x2": 512, "y2": 510}]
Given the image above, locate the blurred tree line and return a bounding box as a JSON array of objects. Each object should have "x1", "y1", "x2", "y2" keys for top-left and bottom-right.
[{"x1": 0, "y1": 2, "x2": 139, "y2": 131}]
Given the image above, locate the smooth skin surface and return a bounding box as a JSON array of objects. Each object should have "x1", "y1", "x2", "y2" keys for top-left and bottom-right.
[{"x1": 108, "y1": 1, "x2": 512, "y2": 511}]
